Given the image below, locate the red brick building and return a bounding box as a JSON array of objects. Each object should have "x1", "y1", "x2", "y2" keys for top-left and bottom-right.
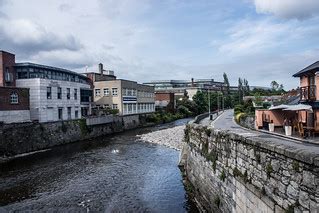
[
  {"x1": 0, "y1": 51, "x2": 16, "y2": 87},
  {"x1": 0, "y1": 87, "x2": 30, "y2": 110},
  {"x1": 0, "y1": 50, "x2": 31, "y2": 123},
  {"x1": 155, "y1": 92, "x2": 175, "y2": 112}
]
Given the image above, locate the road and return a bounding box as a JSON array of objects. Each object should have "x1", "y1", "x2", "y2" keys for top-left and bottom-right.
[{"x1": 202, "y1": 109, "x2": 319, "y2": 156}]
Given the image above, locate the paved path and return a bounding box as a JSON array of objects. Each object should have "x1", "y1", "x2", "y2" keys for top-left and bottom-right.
[{"x1": 209, "y1": 109, "x2": 319, "y2": 155}]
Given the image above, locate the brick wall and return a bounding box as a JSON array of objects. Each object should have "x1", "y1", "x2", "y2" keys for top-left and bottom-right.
[
  {"x1": 155, "y1": 92, "x2": 175, "y2": 112},
  {"x1": 0, "y1": 87, "x2": 30, "y2": 111},
  {"x1": 0, "y1": 51, "x2": 16, "y2": 87}
]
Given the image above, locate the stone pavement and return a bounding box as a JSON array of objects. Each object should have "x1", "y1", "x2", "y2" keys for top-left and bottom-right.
[{"x1": 203, "y1": 109, "x2": 319, "y2": 156}]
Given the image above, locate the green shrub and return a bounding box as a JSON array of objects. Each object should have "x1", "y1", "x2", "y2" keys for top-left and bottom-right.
[
  {"x1": 292, "y1": 161, "x2": 300, "y2": 172},
  {"x1": 214, "y1": 196, "x2": 221, "y2": 208},
  {"x1": 220, "y1": 169, "x2": 226, "y2": 182},
  {"x1": 266, "y1": 163, "x2": 273, "y2": 178}
]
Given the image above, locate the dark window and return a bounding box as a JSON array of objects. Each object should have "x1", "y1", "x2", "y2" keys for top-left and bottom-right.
[
  {"x1": 74, "y1": 89, "x2": 78, "y2": 100},
  {"x1": 57, "y1": 87, "x2": 62, "y2": 99},
  {"x1": 47, "y1": 87, "x2": 52, "y2": 99},
  {"x1": 75, "y1": 110, "x2": 79, "y2": 119},
  {"x1": 58, "y1": 108, "x2": 63, "y2": 120},
  {"x1": 67, "y1": 107, "x2": 72, "y2": 119},
  {"x1": 67, "y1": 88, "x2": 70, "y2": 99}
]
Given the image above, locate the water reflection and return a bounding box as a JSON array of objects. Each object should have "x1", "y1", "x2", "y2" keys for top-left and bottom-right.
[{"x1": 0, "y1": 119, "x2": 198, "y2": 212}]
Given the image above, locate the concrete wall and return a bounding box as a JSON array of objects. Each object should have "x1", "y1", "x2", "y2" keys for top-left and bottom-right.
[
  {"x1": 0, "y1": 114, "x2": 143, "y2": 157},
  {"x1": 0, "y1": 110, "x2": 30, "y2": 123},
  {"x1": 180, "y1": 123, "x2": 319, "y2": 212}
]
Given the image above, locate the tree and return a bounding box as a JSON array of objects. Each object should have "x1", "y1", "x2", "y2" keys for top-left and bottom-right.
[
  {"x1": 223, "y1": 72, "x2": 230, "y2": 95},
  {"x1": 243, "y1": 78, "x2": 250, "y2": 95},
  {"x1": 238, "y1": 78, "x2": 244, "y2": 104},
  {"x1": 192, "y1": 91, "x2": 207, "y2": 114},
  {"x1": 271, "y1": 81, "x2": 279, "y2": 91}
]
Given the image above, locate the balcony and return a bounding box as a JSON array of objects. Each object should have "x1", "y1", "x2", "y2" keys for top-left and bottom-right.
[{"x1": 300, "y1": 85, "x2": 316, "y2": 101}]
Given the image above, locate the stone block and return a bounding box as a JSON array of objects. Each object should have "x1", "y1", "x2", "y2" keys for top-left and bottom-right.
[{"x1": 299, "y1": 190, "x2": 310, "y2": 209}]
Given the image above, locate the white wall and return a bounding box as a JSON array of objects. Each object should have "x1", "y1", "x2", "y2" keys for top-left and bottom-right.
[
  {"x1": 16, "y1": 78, "x2": 90, "y2": 122},
  {"x1": 0, "y1": 110, "x2": 30, "y2": 123}
]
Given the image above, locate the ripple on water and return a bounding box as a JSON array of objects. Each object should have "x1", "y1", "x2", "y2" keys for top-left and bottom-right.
[{"x1": 0, "y1": 121, "x2": 198, "y2": 212}]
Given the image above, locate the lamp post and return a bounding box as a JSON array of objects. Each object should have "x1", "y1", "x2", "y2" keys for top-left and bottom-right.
[{"x1": 208, "y1": 89, "x2": 211, "y2": 120}]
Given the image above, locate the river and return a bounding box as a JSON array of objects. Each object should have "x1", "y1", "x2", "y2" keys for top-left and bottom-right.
[{"x1": 0, "y1": 119, "x2": 198, "y2": 212}]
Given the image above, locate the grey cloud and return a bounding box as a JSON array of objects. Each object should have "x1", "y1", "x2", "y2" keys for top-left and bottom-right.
[
  {"x1": 0, "y1": 18, "x2": 82, "y2": 56},
  {"x1": 58, "y1": 3, "x2": 73, "y2": 12},
  {"x1": 253, "y1": 0, "x2": 319, "y2": 20}
]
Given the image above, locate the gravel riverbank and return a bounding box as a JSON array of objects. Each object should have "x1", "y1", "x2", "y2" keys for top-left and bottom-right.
[{"x1": 138, "y1": 125, "x2": 186, "y2": 150}]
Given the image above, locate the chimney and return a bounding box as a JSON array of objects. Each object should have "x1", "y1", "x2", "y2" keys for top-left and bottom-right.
[
  {"x1": 191, "y1": 78, "x2": 194, "y2": 87},
  {"x1": 99, "y1": 63, "x2": 103, "y2": 74}
]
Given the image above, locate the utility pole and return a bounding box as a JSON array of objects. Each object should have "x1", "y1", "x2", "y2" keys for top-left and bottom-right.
[
  {"x1": 217, "y1": 92, "x2": 220, "y2": 114},
  {"x1": 208, "y1": 89, "x2": 211, "y2": 120},
  {"x1": 222, "y1": 95, "x2": 225, "y2": 112}
]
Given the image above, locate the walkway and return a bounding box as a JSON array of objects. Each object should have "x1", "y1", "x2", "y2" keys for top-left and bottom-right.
[{"x1": 203, "y1": 109, "x2": 319, "y2": 156}]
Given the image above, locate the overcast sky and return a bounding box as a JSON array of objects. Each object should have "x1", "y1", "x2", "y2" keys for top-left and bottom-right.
[{"x1": 1, "y1": 0, "x2": 319, "y2": 89}]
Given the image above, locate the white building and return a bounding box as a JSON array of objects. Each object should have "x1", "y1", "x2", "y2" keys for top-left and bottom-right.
[{"x1": 15, "y1": 63, "x2": 93, "y2": 123}]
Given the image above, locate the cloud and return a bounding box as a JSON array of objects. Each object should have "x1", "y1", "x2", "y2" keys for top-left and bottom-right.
[
  {"x1": 58, "y1": 3, "x2": 73, "y2": 12},
  {"x1": 0, "y1": 18, "x2": 82, "y2": 55},
  {"x1": 30, "y1": 49, "x2": 94, "y2": 69},
  {"x1": 253, "y1": 0, "x2": 319, "y2": 20},
  {"x1": 218, "y1": 19, "x2": 291, "y2": 56}
]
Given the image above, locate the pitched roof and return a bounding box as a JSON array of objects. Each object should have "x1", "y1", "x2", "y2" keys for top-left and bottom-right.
[{"x1": 293, "y1": 61, "x2": 319, "y2": 77}]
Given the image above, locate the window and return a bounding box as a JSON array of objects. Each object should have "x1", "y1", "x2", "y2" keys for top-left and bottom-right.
[
  {"x1": 5, "y1": 68, "x2": 12, "y2": 82},
  {"x1": 10, "y1": 92, "x2": 18, "y2": 104},
  {"x1": 47, "y1": 87, "x2": 52, "y2": 99},
  {"x1": 74, "y1": 89, "x2": 78, "y2": 100},
  {"x1": 58, "y1": 108, "x2": 63, "y2": 120},
  {"x1": 75, "y1": 110, "x2": 79, "y2": 119},
  {"x1": 112, "y1": 88, "x2": 118, "y2": 96},
  {"x1": 67, "y1": 88, "x2": 70, "y2": 99},
  {"x1": 67, "y1": 107, "x2": 72, "y2": 119},
  {"x1": 95, "y1": 89, "x2": 101, "y2": 96},
  {"x1": 103, "y1": 88, "x2": 109, "y2": 96},
  {"x1": 57, "y1": 87, "x2": 62, "y2": 99},
  {"x1": 112, "y1": 104, "x2": 118, "y2": 109}
]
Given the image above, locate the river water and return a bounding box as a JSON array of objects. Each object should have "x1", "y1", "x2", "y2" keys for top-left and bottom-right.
[{"x1": 0, "y1": 119, "x2": 198, "y2": 212}]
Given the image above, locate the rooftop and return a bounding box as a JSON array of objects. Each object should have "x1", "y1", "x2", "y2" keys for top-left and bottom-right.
[
  {"x1": 293, "y1": 61, "x2": 319, "y2": 77},
  {"x1": 15, "y1": 62, "x2": 87, "y2": 79}
]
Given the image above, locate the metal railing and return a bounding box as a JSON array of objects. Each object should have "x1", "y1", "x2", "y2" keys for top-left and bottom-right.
[{"x1": 300, "y1": 85, "x2": 316, "y2": 101}]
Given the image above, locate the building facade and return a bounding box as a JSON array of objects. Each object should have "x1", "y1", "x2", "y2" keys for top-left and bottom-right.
[
  {"x1": 15, "y1": 63, "x2": 93, "y2": 122},
  {"x1": 155, "y1": 92, "x2": 175, "y2": 112},
  {"x1": 0, "y1": 87, "x2": 30, "y2": 123},
  {"x1": 0, "y1": 51, "x2": 31, "y2": 123},
  {"x1": 85, "y1": 64, "x2": 155, "y2": 115},
  {"x1": 0, "y1": 50, "x2": 93, "y2": 123},
  {"x1": 144, "y1": 78, "x2": 227, "y2": 101}
]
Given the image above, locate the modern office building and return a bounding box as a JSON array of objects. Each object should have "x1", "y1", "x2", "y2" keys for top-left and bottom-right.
[
  {"x1": 0, "y1": 51, "x2": 31, "y2": 123},
  {"x1": 0, "y1": 50, "x2": 93, "y2": 123},
  {"x1": 144, "y1": 78, "x2": 229, "y2": 100},
  {"x1": 84, "y1": 63, "x2": 155, "y2": 115}
]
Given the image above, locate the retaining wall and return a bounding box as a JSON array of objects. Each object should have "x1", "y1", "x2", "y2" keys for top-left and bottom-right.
[
  {"x1": 180, "y1": 123, "x2": 319, "y2": 212},
  {"x1": 0, "y1": 114, "x2": 141, "y2": 157}
]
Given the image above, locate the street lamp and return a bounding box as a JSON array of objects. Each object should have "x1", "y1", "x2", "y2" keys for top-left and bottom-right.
[{"x1": 208, "y1": 88, "x2": 211, "y2": 120}]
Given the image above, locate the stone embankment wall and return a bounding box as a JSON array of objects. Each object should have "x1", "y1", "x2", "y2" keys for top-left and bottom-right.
[
  {"x1": 238, "y1": 115, "x2": 255, "y2": 129},
  {"x1": 180, "y1": 123, "x2": 319, "y2": 212},
  {"x1": 0, "y1": 114, "x2": 142, "y2": 157}
]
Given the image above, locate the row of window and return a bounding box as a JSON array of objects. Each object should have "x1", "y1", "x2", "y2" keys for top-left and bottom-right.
[
  {"x1": 47, "y1": 87, "x2": 78, "y2": 100},
  {"x1": 95, "y1": 88, "x2": 154, "y2": 98},
  {"x1": 95, "y1": 88, "x2": 118, "y2": 97},
  {"x1": 16, "y1": 67, "x2": 88, "y2": 84},
  {"x1": 123, "y1": 103, "x2": 155, "y2": 115},
  {"x1": 57, "y1": 107, "x2": 79, "y2": 120},
  {"x1": 138, "y1": 91, "x2": 154, "y2": 98}
]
